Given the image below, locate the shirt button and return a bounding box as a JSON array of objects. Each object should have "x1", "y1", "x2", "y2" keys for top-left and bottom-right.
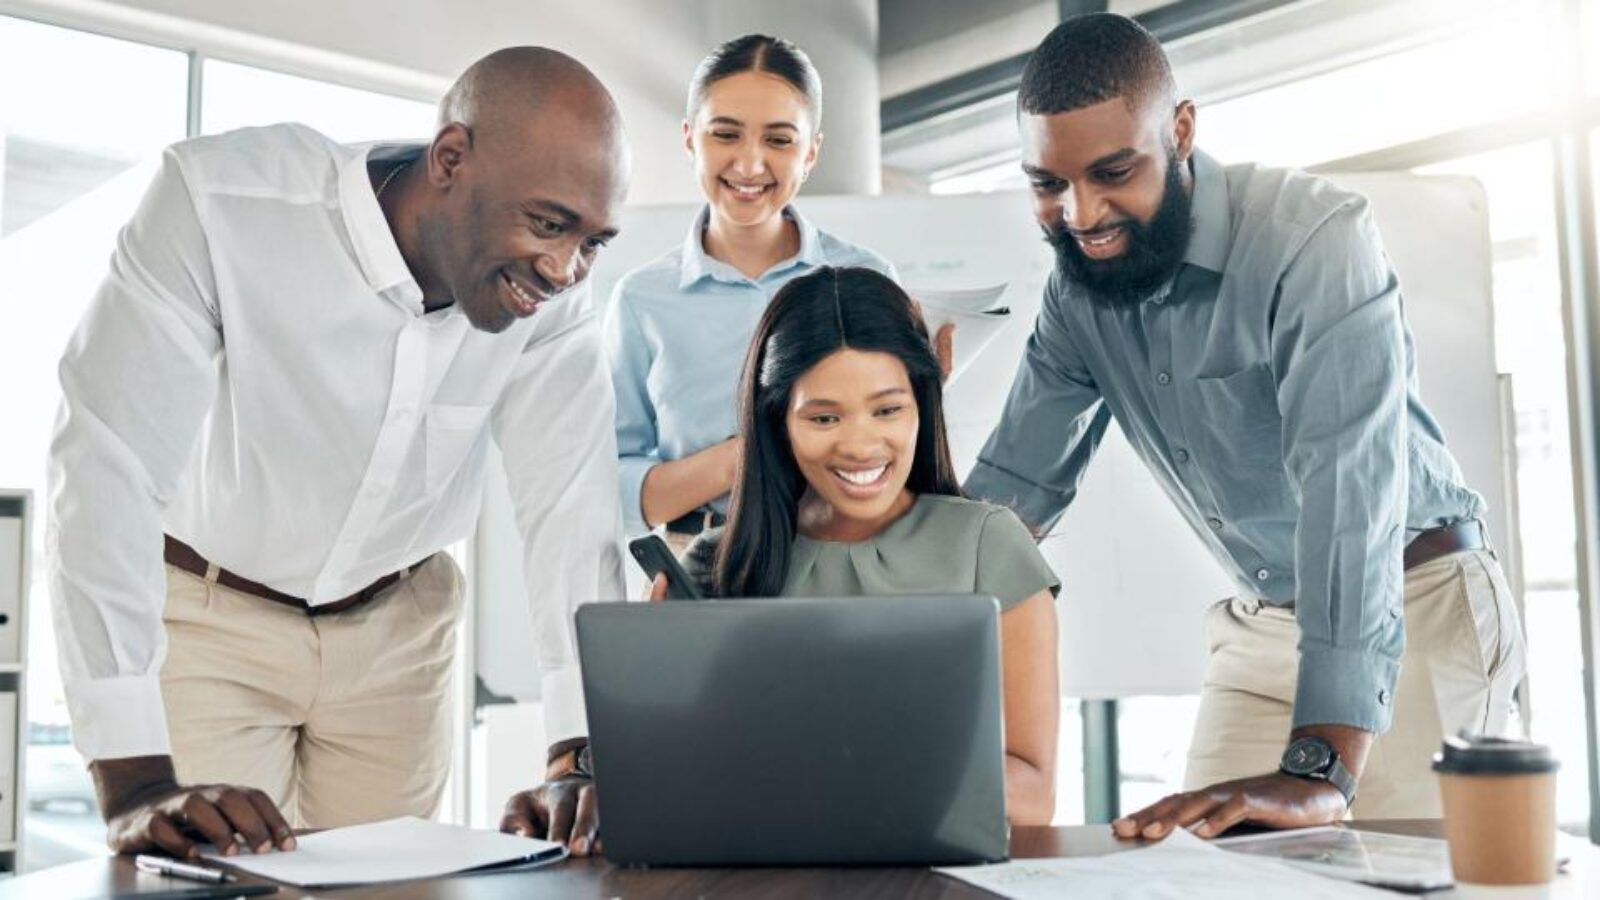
[
  {"x1": 1175, "y1": 449, "x2": 1190, "y2": 463},
  {"x1": 1255, "y1": 568, "x2": 1270, "y2": 581},
  {"x1": 1156, "y1": 371, "x2": 1172, "y2": 385},
  {"x1": 1378, "y1": 689, "x2": 1391, "y2": 705},
  {"x1": 1207, "y1": 517, "x2": 1223, "y2": 531}
]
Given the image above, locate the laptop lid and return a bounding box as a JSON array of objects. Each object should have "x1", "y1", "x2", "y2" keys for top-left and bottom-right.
[{"x1": 576, "y1": 594, "x2": 1008, "y2": 867}]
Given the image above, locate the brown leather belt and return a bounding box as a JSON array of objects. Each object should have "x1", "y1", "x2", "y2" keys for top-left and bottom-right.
[
  {"x1": 163, "y1": 534, "x2": 414, "y2": 616},
  {"x1": 1403, "y1": 519, "x2": 1487, "y2": 571}
]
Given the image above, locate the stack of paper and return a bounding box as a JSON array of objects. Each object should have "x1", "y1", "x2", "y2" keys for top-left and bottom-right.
[
  {"x1": 202, "y1": 816, "x2": 566, "y2": 888},
  {"x1": 936, "y1": 827, "x2": 1390, "y2": 899},
  {"x1": 908, "y1": 283, "x2": 1012, "y2": 383}
]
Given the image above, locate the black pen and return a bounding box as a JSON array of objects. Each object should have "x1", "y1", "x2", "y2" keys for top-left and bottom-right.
[{"x1": 135, "y1": 854, "x2": 236, "y2": 884}]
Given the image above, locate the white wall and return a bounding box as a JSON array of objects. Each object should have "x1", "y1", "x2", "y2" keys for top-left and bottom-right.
[{"x1": 4, "y1": 0, "x2": 879, "y2": 201}]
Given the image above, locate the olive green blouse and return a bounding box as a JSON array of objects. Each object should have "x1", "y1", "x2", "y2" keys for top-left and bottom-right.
[{"x1": 681, "y1": 494, "x2": 1059, "y2": 609}]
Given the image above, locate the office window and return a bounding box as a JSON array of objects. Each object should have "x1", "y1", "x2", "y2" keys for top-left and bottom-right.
[
  {"x1": 0, "y1": 14, "x2": 188, "y2": 870},
  {"x1": 201, "y1": 60, "x2": 436, "y2": 142},
  {"x1": 1117, "y1": 696, "x2": 1200, "y2": 815},
  {"x1": 1586, "y1": 0, "x2": 1600, "y2": 97},
  {"x1": 1202, "y1": 10, "x2": 1552, "y2": 169},
  {"x1": 1417, "y1": 143, "x2": 1585, "y2": 835},
  {"x1": 1053, "y1": 700, "x2": 1085, "y2": 825}
]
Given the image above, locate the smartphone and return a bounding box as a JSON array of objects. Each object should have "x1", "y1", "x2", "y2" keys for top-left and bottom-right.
[{"x1": 627, "y1": 534, "x2": 704, "y2": 600}]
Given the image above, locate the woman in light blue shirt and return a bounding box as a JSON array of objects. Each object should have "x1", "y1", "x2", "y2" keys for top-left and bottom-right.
[{"x1": 603, "y1": 33, "x2": 896, "y2": 548}]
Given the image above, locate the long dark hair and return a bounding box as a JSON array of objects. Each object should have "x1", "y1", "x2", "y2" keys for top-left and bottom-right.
[
  {"x1": 686, "y1": 34, "x2": 823, "y2": 128},
  {"x1": 714, "y1": 266, "x2": 961, "y2": 598}
]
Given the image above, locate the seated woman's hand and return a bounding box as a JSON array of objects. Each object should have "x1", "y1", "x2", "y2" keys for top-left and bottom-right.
[
  {"x1": 644, "y1": 573, "x2": 668, "y2": 602},
  {"x1": 934, "y1": 322, "x2": 955, "y2": 382}
]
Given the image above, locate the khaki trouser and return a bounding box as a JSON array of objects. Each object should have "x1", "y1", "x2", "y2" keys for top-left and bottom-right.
[
  {"x1": 1183, "y1": 548, "x2": 1526, "y2": 818},
  {"x1": 159, "y1": 552, "x2": 463, "y2": 828}
]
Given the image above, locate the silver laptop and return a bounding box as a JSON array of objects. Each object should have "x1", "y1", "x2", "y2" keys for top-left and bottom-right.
[{"x1": 576, "y1": 594, "x2": 1009, "y2": 867}]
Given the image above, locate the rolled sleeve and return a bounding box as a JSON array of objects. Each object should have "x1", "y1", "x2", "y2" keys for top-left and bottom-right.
[
  {"x1": 1295, "y1": 643, "x2": 1401, "y2": 733},
  {"x1": 617, "y1": 456, "x2": 656, "y2": 538},
  {"x1": 966, "y1": 460, "x2": 1086, "y2": 538},
  {"x1": 61, "y1": 675, "x2": 172, "y2": 760},
  {"x1": 539, "y1": 662, "x2": 589, "y2": 746},
  {"x1": 966, "y1": 273, "x2": 1110, "y2": 536},
  {"x1": 1272, "y1": 200, "x2": 1408, "y2": 732},
  {"x1": 601, "y1": 280, "x2": 659, "y2": 536}
]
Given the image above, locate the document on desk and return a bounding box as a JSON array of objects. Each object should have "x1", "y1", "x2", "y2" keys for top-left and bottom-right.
[
  {"x1": 201, "y1": 816, "x2": 566, "y2": 887},
  {"x1": 907, "y1": 283, "x2": 1011, "y2": 383},
  {"x1": 935, "y1": 828, "x2": 1390, "y2": 899}
]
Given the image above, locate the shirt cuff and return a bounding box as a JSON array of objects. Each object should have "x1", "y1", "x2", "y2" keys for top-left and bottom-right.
[
  {"x1": 618, "y1": 455, "x2": 655, "y2": 538},
  {"x1": 66, "y1": 675, "x2": 172, "y2": 760},
  {"x1": 964, "y1": 460, "x2": 1066, "y2": 536},
  {"x1": 541, "y1": 662, "x2": 589, "y2": 748},
  {"x1": 1292, "y1": 644, "x2": 1400, "y2": 734}
]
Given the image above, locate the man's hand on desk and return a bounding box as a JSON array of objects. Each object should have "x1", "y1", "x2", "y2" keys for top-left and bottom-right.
[
  {"x1": 501, "y1": 740, "x2": 600, "y2": 856},
  {"x1": 91, "y1": 756, "x2": 295, "y2": 859},
  {"x1": 1113, "y1": 723, "x2": 1371, "y2": 841},
  {"x1": 1111, "y1": 772, "x2": 1347, "y2": 841}
]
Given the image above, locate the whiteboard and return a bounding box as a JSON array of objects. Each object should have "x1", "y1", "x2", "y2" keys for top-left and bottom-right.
[{"x1": 474, "y1": 174, "x2": 1510, "y2": 702}]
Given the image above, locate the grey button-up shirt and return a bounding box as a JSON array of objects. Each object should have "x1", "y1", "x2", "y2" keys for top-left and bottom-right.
[{"x1": 966, "y1": 149, "x2": 1484, "y2": 734}]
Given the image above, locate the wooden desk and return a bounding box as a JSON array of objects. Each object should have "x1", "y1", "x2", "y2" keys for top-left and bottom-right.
[{"x1": 3, "y1": 821, "x2": 1593, "y2": 899}]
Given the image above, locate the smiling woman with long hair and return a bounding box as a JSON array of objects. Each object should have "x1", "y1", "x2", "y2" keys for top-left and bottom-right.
[{"x1": 669, "y1": 266, "x2": 1062, "y2": 826}]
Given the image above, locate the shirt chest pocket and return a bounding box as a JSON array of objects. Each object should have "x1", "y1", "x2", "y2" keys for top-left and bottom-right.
[
  {"x1": 426, "y1": 403, "x2": 492, "y2": 491},
  {"x1": 1190, "y1": 364, "x2": 1283, "y2": 470}
]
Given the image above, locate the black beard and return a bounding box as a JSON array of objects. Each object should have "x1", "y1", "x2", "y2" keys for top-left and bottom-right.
[{"x1": 1043, "y1": 153, "x2": 1195, "y2": 308}]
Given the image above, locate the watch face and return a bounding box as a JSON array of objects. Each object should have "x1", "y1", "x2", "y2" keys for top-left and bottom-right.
[{"x1": 1284, "y1": 738, "x2": 1333, "y2": 776}]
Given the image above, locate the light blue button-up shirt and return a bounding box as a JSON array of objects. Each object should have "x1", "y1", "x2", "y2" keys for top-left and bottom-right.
[
  {"x1": 966, "y1": 149, "x2": 1484, "y2": 734},
  {"x1": 603, "y1": 206, "x2": 895, "y2": 536}
]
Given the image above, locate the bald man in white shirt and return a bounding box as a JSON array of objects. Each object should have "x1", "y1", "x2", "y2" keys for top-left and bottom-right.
[{"x1": 48, "y1": 47, "x2": 629, "y2": 859}]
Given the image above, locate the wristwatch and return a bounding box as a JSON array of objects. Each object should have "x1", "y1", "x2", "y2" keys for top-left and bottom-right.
[
  {"x1": 1279, "y1": 736, "x2": 1357, "y2": 806},
  {"x1": 573, "y1": 744, "x2": 595, "y2": 780}
]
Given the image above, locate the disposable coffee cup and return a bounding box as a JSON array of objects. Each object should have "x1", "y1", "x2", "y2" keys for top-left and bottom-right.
[{"x1": 1433, "y1": 734, "x2": 1559, "y2": 886}]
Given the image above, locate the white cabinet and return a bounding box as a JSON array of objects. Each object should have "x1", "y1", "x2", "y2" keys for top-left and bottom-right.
[
  {"x1": 0, "y1": 504, "x2": 20, "y2": 663},
  {"x1": 0, "y1": 491, "x2": 30, "y2": 870}
]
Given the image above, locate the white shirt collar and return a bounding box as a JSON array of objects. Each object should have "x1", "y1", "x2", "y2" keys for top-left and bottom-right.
[{"x1": 338, "y1": 143, "x2": 427, "y2": 314}]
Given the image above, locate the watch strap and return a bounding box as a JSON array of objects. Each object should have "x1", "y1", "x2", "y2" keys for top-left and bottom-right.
[
  {"x1": 1323, "y1": 753, "x2": 1357, "y2": 806},
  {"x1": 1280, "y1": 739, "x2": 1357, "y2": 807}
]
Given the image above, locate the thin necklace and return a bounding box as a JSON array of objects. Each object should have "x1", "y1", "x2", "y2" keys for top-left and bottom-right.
[{"x1": 375, "y1": 159, "x2": 411, "y2": 203}]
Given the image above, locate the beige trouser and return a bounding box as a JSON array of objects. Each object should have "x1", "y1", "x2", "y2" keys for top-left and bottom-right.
[
  {"x1": 1183, "y1": 548, "x2": 1527, "y2": 818},
  {"x1": 159, "y1": 552, "x2": 463, "y2": 829}
]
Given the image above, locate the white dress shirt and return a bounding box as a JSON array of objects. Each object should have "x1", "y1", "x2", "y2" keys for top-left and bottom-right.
[{"x1": 48, "y1": 123, "x2": 623, "y2": 761}]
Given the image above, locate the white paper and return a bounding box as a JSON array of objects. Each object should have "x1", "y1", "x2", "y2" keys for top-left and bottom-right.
[
  {"x1": 202, "y1": 816, "x2": 566, "y2": 887},
  {"x1": 935, "y1": 828, "x2": 1391, "y2": 900},
  {"x1": 907, "y1": 283, "x2": 1012, "y2": 383}
]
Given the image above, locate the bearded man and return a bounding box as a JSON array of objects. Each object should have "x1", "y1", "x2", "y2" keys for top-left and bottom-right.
[{"x1": 967, "y1": 13, "x2": 1526, "y2": 836}]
